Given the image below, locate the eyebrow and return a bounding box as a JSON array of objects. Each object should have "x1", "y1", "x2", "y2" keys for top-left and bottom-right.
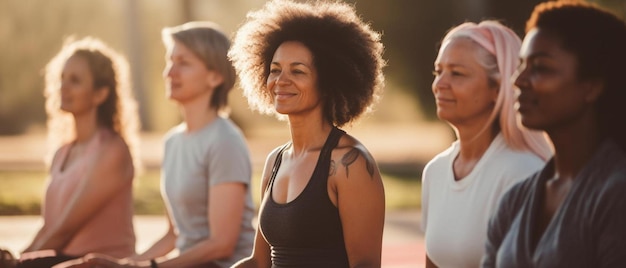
[
  {"x1": 169, "y1": 53, "x2": 189, "y2": 59},
  {"x1": 524, "y1": 51, "x2": 553, "y2": 61},
  {"x1": 271, "y1": 61, "x2": 311, "y2": 68},
  {"x1": 434, "y1": 62, "x2": 467, "y2": 69}
]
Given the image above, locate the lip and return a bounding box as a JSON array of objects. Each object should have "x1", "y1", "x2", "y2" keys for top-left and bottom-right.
[
  {"x1": 516, "y1": 103, "x2": 528, "y2": 114},
  {"x1": 168, "y1": 82, "x2": 181, "y2": 90},
  {"x1": 516, "y1": 95, "x2": 536, "y2": 113},
  {"x1": 435, "y1": 97, "x2": 455, "y2": 104},
  {"x1": 60, "y1": 95, "x2": 71, "y2": 102},
  {"x1": 274, "y1": 91, "x2": 296, "y2": 100}
]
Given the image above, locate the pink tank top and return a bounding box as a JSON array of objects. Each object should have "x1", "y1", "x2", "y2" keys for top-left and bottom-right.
[{"x1": 44, "y1": 129, "x2": 135, "y2": 258}]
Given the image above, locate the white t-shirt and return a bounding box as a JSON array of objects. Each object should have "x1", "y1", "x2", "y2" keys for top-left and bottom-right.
[
  {"x1": 421, "y1": 133, "x2": 545, "y2": 268},
  {"x1": 162, "y1": 117, "x2": 255, "y2": 267}
]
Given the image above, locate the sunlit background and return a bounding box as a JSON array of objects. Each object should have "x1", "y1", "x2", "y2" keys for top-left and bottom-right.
[
  {"x1": 1, "y1": 1, "x2": 625, "y2": 265},
  {"x1": 0, "y1": 0, "x2": 624, "y2": 213}
]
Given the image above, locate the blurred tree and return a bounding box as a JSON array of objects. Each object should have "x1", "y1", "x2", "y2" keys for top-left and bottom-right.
[
  {"x1": 0, "y1": 1, "x2": 120, "y2": 134},
  {"x1": 124, "y1": 0, "x2": 150, "y2": 130},
  {"x1": 1, "y1": 0, "x2": 624, "y2": 135},
  {"x1": 349, "y1": 0, "x2": 543, "y2": 120},
  {"x1": 593, "y1": 0, "x2": 626, "y2": 17}
]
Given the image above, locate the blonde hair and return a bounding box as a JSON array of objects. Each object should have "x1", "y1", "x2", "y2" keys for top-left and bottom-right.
[
  {"x1": 162, "y1": 21, "x2": 236, "y2": 114},
  {"x1": 44, "y1": 37, "x2": 141, "y2": 169},
  {"x1": 441, "y1": 21, "x2": 552, "y2": 160}
]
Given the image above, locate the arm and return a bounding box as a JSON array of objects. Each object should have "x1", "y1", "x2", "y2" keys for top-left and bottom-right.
[
  {"x1": 23, "y1": 228, "x2": 47, "y2": 253},
  {"x1": 481, "y1": 183, "x2": 522, "y2": 268},
  {"x1": 421, "y1": 163, "x2": 433, "y2": 268},
  {"x1": 149, "y1": 134, "x2": 258, "y2": 268},
  {"x1": 59, "y1": 154, "x2": 174, "y2": 266},
  {"x1": 83, "y1": 209, "x2": 177, "y2": 267},
  {"x1": 426, "y1": 255, "x2": 439, "y2": 268},
  {"x1": 154, "y1": 182, "x2": 248, "y2": 267},
  {"x1": 25, "y1": 137, "x2": 134, "y2": 252},
  {"x1": 23, "y1": 150, "x2": 62, "y2": 253},
  {"x1": 232, "y1": 150, "x2": 280, "y2": 268},
  {"x1": 130, "y1": 212, "x2": 177, "y2": 261},
  {"x1": 231, "y1": 225, "x2": 272, "y2": 268},
  {"x1": 482, "y1": 204, "x2": 506, "y2": 267},
  {"x1": 334, "y1": 143, "x2": 385, "y2": 268},
  {"x1": 596, "y1": 177, "x2": 626, "y2": 267}
]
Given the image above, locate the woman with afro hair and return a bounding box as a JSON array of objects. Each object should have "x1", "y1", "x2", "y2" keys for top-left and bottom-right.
[{"x1": 229, "y1": 0, "x2": 386, "y2": 267}]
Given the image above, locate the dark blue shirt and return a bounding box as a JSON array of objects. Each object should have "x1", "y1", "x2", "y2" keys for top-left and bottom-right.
[{"x1": 483, "y1": 140, "x2": 626, "y2": 268}]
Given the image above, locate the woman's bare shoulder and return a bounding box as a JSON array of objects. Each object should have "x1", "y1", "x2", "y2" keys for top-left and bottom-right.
[
  {"x1": 331, "y1": 133, "x2": 378, "y2": 180},
  {"x1": 95, "y1": 130, "x2": 132, "y2": 164}
]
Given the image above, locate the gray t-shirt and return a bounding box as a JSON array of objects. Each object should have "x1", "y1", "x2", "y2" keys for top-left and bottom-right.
[
  {"x1": 482, "y1": 140, "x2": 626, "y2": 268},
  {"x1": 162, "y1": 117, "x2": 255, "y2": 267}
]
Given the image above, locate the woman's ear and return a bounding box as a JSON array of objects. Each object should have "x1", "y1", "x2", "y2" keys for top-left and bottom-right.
[
  {"x1": 584, "y1": 78, "x2": 604, "y2": 103},
  {"x1": 489, "y1": 80, "x2": 500, "y2": 104},
  {"x1": 93, "y1": 86, "x2": 111, "y2": 106},
  {"x1": 206, "y1": 71, "x2": 224, "y2": 89}
]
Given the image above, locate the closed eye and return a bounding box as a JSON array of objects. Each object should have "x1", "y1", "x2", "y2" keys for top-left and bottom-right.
[
  {"x1": 269, "y1": 68, "x2": 281, "y2": 74},
  {"x1": 451, "y1": 71, "x2": 464, "y2": 76},
  {"x1": 529, "y1": 64, "x2": 552, "y2": 74}
]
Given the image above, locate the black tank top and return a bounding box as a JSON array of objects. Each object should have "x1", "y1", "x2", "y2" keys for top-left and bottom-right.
[{"x1": 259, "y1": 127, "x2": 349, "y2": 268}]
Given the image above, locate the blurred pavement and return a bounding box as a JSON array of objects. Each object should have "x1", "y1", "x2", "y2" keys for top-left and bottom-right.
[
  {"x1": 0, "y1": 210, "x2": 424, "y2": 268},
  {"x1": 0, "y1": 123, "x2": 448, "y2": 267}
]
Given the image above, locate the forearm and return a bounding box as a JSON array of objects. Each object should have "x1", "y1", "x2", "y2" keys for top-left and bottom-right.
[
  {"x1": 132, "y1": 233, "x2": 176, "y2": 261},
  {"x1": 27, "y1": 225, "x2": 74, "y2": 252},
  {"x1": 352, "y1": 262, "x2": 382, "y2": 268},
  {"x1": 426, "y1": 254, "x2": 439, "y2": 268},
  {"x1": 23, "y1": 227, "x2": 47, "y2": 252},
  {"x1": 231, "y1": 257, "x2": 259, "y2": 268},
  {"x1": 155, "y1": 237, "x2": 234, "y2": 268}
]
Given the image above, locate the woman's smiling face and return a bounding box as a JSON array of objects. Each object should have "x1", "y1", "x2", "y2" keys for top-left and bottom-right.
[
  {"x1": 267, "y1": 41, "x2": 321, "y2": 116},
  {"x1": 514, "y1": 28, "x2": 599, "y2": 132},
  {"x1": 432, "y1": 37, "x2": 498, "y2": 127}
]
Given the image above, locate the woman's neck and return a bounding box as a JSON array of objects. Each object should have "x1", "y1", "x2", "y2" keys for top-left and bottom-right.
[
  {"x1": 180, "y1": 98, "x2": 219, "y2": 133},
  {"x1": 548, "y1": 113, "x2": 603, "y2": 180},
  {"x1": 455, "y1": 123, "x2": 498, "y2": 162},
  {"x1": 73, "y1": 110, "x2": 100, "y2": 143},
  {"x1": 451, "y1": 123, "x2": 497, "y2": 181},
  {"x1": 287, "y1": 114, "x2": 333, "y2": 156}
]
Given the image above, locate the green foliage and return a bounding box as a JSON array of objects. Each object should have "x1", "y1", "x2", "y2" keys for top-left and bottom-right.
[
  {"x1": 591, "y1": 0, "x2": 626, "y2": 18},
  {"x1": 0, "y1": 169, "x2": 421, "y2": 215},
  {"x1": 383, "y1": 174, "x2": 421, "y2": 210},
  {"x1": 132, "y1": 170, "x2": 167, "y2": 215},
  {"x1": 0, "y1": 171, "x2": 44, "y2": 214}
]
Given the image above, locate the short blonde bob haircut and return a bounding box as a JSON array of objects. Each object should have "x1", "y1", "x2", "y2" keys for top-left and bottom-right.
[{"x1": 162, "y1": 21, "x2": 236, "y2": 113}]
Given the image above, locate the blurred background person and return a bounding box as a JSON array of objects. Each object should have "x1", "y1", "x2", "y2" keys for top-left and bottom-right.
[
  {"x1": 483, "y1": 1, "x2": 626, "y2": 267},
  {"x1": 70, "y1": 21, "x2": 255, "y2": 268},
  {"x1": 19, "y1": 37, "x2": 140, "y2": 268},
  {"x1": 228, "y1": 0, "x2": 386, "y2": 267},
  {"x1": 422, "y1": 20, "x2": 552, "y2": 268}
]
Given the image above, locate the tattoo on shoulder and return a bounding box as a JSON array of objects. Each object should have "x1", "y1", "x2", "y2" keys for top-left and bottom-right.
[
  {"x1": 329, "y1": 159, "x2": 337, "y2": 176},
  {"x1": 341, "y1": 147, "x2": 375, "y2": 179}
]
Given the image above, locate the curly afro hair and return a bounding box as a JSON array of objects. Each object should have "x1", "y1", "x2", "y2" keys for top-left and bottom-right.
[{"x1": 228, "y1": 0, "x2": 386, "y2": 127}]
